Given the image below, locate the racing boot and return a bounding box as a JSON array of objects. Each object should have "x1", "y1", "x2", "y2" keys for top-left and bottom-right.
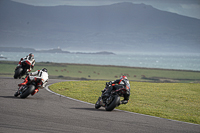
[{"x1": 120, "y1": 100, "x2": 128, "y2": 104}]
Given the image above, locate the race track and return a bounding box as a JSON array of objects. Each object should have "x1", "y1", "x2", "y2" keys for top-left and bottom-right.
[{"x1": 0, "y1": 77, "x2": 199, "y2": 133}]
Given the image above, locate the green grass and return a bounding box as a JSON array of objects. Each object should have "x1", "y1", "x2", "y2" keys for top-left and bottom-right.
[
  {"x1": 1, "y1": 61, "x2": 200, "y2": 82},
  {"x1": 49, "y1": 81, "x2": 200, "y2": 124}
]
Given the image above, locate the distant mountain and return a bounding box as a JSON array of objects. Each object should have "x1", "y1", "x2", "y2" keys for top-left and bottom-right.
[
  {"x1": 37, "y1": 48, "x2": 70, "y2": 53},
  {"x1": 0, "y1": 0, "x2": 200, "y2": 53},
  {"x1": 0, "y1": 47, "x2": 115, "y2": 55}
]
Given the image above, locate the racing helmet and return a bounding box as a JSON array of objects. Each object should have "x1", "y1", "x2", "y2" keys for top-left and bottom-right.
[
  {"x1": 28, "y1": 53, "x2": 34, "y2": 60},
  {"x1": 42, "y1": 68, "x2": 48, "y2": 72},
  {"x1": 29, "y1": 53, "x2": 34, "y2": 58},
  {"x1": 120, "y1": 75, "x2": 127, "y2": 80}
]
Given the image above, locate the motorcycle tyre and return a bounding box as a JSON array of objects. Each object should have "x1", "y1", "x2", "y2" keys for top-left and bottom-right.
[
  {"x1": 20, "y1": 85, "x2": 35, "y2": 99},
  {"x1": 14, "y1": 68, "x2": 23, "y2": 79},
  {"x1": 105, "y1": 95, "x2": 120, "y2": 111},
  {"x1": 14, "y1": 91, "x2": 19, "y2": 97},
  {"x1": 95, "y1": 97, "x2": 101, "y2": 109}
]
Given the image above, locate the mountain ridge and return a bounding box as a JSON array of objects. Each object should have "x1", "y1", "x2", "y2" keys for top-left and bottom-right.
[
  {"x1": 0, "y1": 47, "x2": 115, "y2": 55},
  {"x1": 0, "y1": 0, "x2": 200, "y2": 53}
]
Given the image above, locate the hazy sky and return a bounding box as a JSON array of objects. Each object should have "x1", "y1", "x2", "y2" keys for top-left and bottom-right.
[{"x1": 11, "y1": 0, "x2": 200, "y2": 19}]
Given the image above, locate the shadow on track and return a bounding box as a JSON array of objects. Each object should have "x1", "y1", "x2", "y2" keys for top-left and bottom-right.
[
  {"x1": 0, "y1": 95, "x2": 35, "y2": 100},
  {"x1": 70, "y1": 107, "x2": 105, "y2": 111},
  {"x1": 0, "y1": 95, "x2": 18, "y2": 99},
  {"x1": 70, "y1": 107, "x2": 119, "y2": 112}
]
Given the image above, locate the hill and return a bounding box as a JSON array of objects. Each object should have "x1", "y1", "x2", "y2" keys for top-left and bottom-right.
[
  {"x1": 0, "y1": 47, "x2": 114, "y2": 54},
  {"x1": 0, "y1": 0, "x2": 200, "y2": 53}
]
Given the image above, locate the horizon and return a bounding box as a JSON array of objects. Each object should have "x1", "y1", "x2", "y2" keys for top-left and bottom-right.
[{"x1": 1, "y1": 46, "x2": 200, "y2": 55}]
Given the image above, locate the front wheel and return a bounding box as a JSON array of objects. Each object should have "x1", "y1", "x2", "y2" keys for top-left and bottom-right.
[
  {"x1": 105, "y1": 95, "x2": 120, "y2": 111},
  {"x1": 20, "y1": 85, "x2": 35, "y2": 99},
  {"x1": 95, "y1": 97, "x2": 101, "y2": 109},
  {"x1": 14, "y1": 91, "x2": 19, "y2": 97}
]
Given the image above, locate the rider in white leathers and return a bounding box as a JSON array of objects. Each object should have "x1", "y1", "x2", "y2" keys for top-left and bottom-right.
[
  {"x1": 18, "y1": 68, "x2": 48, "y2": 95},
  {"x1": 29, "y1": 68, "x2": 48, "y2": 88}
]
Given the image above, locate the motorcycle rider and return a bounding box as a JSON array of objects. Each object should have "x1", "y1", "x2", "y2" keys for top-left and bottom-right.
[
  {"x1": 16, "y1": 53, "x2": 35, "y2": 72},
  {"x1": 103, "y1": 75, "x2": 130, "y2": 104},
  {"x1": 17, "y1": 68, "x2": 49, "y2": 96}
]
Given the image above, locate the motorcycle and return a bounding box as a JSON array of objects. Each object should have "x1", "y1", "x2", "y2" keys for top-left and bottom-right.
[
  {"x1": 14, "y1": 59, "x2": 33, "y2": 79},
  {"x1": 95, "y1": 84, "x2": 127, "y2": 111},
  {"x1": 14, "y1": 77, "x2": 42, "y2": 99}
]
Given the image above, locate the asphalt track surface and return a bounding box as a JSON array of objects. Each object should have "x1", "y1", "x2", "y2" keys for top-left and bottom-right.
[{"x1": 0, "y1": 77, "x2": 199, "y2": 133}]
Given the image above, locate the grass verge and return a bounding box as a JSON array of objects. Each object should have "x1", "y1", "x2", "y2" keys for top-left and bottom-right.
[
  {"x1": 49, "y1": 80, "x2": 200, "y2": 124},
  {"x1": 1, "y1": 61, "x2": 200, "y2": 82}
]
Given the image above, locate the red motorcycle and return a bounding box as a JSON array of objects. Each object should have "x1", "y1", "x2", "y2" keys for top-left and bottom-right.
[
  {"x1": 14, "y1": 76, "x2": 43, "y2": 98},
  {"x1": 95, "y1": 84, "x2": 127, "y2": 111}
]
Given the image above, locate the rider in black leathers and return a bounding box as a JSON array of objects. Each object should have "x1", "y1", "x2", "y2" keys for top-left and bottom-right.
[{"x1": 104, "y1": 75, "x2": 130, "y2": 104}]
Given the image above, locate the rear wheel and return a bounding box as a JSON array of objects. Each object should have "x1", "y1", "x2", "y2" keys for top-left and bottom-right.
[
  {"x1": 14, "y1": 68, "x2": 23, "y2": 79},
  {"x1": 20, "y1": 85, "x2": 35, "y2": 99},
  {"x1": 105, "y1": 95, "x2": 120, "y2": 111}
]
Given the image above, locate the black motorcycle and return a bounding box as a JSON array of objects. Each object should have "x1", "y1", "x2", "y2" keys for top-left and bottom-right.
[
  {"x1": 14, "y1": 59, "x2": 32, "y2": 79},
  {"x1": 95, "y1": 85, "x2": 127, "y2": 111}
]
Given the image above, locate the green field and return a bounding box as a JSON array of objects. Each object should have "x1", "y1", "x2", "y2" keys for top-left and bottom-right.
[
  {"x1": 49, "y1": 81, "x2": 200, "y2": 124},
  {"x1": 1, "y1": 61, "x2": 200, "y2": 83}
]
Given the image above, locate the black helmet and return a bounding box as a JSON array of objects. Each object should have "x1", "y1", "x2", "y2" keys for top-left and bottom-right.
[{"x1": 42, "y1": 68, "x2": 47, "y2": 72}]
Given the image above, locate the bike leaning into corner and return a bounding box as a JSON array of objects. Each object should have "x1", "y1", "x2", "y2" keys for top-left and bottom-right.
[
  {"x1": 95, "y1": 76, "x2": 130, "y2": 111},
  {"x1": 14, "y1": 53, "x2": 35, "y2": 79},
  {"x1": 14, "y1": 68, "x2": 48, "y2": 99}
]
